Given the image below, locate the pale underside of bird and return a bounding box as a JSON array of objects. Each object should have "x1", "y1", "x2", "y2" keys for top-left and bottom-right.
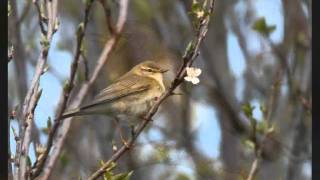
[{"x1": 61, "y1": 61, "x2": 167, "y2": 125}]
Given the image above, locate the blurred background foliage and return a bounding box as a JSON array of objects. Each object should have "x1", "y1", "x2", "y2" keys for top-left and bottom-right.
[{"x1": 8, "y1": 0, "x2": 311, "y2": 179}]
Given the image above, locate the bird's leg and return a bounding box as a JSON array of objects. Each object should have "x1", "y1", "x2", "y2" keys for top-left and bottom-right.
[
  {"x1": 114, "y1": 117, "x2": 130, "y2": 148},
  {"x1": 130, "y1": 125, "x2": 135, "y2": 138}
]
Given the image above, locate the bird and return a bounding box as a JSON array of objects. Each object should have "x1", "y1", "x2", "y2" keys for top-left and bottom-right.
[{"x1": 61, "y1": 60, "x2": 168, "y2": 124}]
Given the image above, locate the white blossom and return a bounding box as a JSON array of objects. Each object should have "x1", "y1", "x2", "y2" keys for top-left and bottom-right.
[
  {"x1": 196, "y1": 10, "x2": 205, "y2": 18},
  {"x1": 184, "y1": 67, "x2": 202, "y2": 85}
]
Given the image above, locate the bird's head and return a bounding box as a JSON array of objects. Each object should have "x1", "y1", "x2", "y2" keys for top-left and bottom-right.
[{"x1": 131, "y1": 61, "x2": 168, "y2": 78}]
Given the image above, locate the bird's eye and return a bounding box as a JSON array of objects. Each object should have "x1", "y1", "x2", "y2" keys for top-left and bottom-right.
[{"x1": 144, "y1": 68, "x2": 152, "y2": 72}]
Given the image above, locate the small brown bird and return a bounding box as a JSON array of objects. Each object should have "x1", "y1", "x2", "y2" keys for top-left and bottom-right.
[{"x1": 62, "y1": 61, "x2": 168, "y2": 124}]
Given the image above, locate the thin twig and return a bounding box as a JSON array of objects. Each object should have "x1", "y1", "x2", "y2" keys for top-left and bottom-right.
[
  {"x1": 8, "y1": 46, "x2": 14, "y2": 63},
  {"x1": 20, "y1": 83, "x2": 42, "y2": 179},
  {"x1": 30, "y1": 1, "x2": 95, "y2": 179},
  {"x1": 246, "y1": 157, "x2": 260, "y2": 180},
  {"x1": 17, "y1": 0, "x2": 32, "y2": 25},
  {"x1": 18, "y1": 0, "x2": 59, "y2": 179},
  {"x1": 99, "y1": 0, "x2": 115, "y2": 34},
  {"x1": 88, "y1": 1, "x2": 215, "y2": 179},
  {"x1": 33, "y1": 0, "x2": 47, "y2": 35},
  {"x1": 39, "y1": 0, "x2": 129, "y2": 179},
  {"x1": 81, "y1": 53, "x2": 90, "y2": 81}
]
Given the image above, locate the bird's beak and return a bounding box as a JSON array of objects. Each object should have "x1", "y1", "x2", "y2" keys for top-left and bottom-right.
[{"x1": 159, "y1": 68, "x2": 169, "y2": 73}]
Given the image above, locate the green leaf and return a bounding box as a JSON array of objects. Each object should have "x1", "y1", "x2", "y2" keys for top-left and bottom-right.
[
  {"x1": 103, "y1": 171, "x2": 113, "y2": 180},
  {"x1": 175, "y1": 173, "x2": 191, "y2": 180},
  {"x1": 243, "y1": 139, "x2": 255, "y2": 150},
  {"x1": 112, "y1": 171, "x2": 133, "y2": 180},
  {"x1": 154, "y1": 146, "x2": 170, "y2": 162},
  {"x1": 47, "y1": 117, "x2": 52, "y2": 129},
  {"x1": 257, "y1": 120, "x2": 268, "y2": 134},
  {"x1": 101, "y1": 161, "x2": 117, "y2": 180},
  {"x1": 27, "y1": 156, "x2": 32, "y2": 167},
  {"x1": 41, "y1": 127, "x2": 49, "y2": 135},
  {"x1": 77, "y1": 23, "x2": 85, "y2": 37},
  {"x1": 252, "y1": 17, "x2": 276, "y2": 36},
  {"x1": 241, "y1": 103, "x2": 255, "y2": 118},
  {"x1": 40, "y1": 34, "x2": 50, "y2": 49},
  {"x1": 186, "y1": 41, "x2": 193, "y2": 52},
  {"x1": 63, "y1": 80, "x2": 71, "y2": 92},
  {"x1": 191, "y1": 1, "x2": 201, "y2": 13}
]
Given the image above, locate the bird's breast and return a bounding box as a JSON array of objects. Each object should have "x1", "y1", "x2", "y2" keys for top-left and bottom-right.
[{"x1": 122, "y1": 87, "x2": 163, "y2": 117}]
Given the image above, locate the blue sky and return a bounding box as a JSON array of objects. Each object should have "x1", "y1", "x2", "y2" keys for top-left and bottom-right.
[{"x1": 10, "y1": 0, "x2": 310, "y2": 178}]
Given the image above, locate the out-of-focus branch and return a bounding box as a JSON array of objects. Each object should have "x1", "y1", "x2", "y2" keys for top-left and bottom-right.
[
  {"x1": 17, "y1": 0, "x2": 32, "y2": 25},
  {"x1": 20, "y1": 83, "x2": 42, "y2": 179},
  {"x1": 247, "y1": 158, "x2": 260, "y2": 180},
  {"x1": 246, "y1": 111, "x2": 261, "y2": 180},
  {"x1": 30, "y1": 1, "x2": 95, "y2": 179},
  {"x1": 35, "y1": 0, "x2": 129, "y2": 179},
  {"x1": 99, "y1": 0, "x2": 115, "y2": 34},
  {"x1": 8, "y1": 46, "x2": 13, "y2": 63},
  {"x1": 18, "y1": 0, "x2": 59, "y2": 179},
  {"x1": 88, "y1": 1, "x2": 215, "y2": 179}
]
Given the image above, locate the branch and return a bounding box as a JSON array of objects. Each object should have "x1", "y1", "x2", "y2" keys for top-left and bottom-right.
[
  {"x1": 30, "y1": 0, "x2": 95, "y2": 179},
  {"x1": 88, "y1": 1, "x2": 215, "y2": 179},
  {"x1": 99, "y1": 0, "x2": 115, "y2": 34},
  {"x1": 8, "y1": 46, "x2": 13, "y2": 63},
  {"x1": 18, "y1": 0, "x2": 59, "y2": 179},
  {"x1": 33, "y1": 0, "x2": 129, "y2": 179},
  {"x1": 246, "y1": 157, "x2": 260, "y2": 180}
]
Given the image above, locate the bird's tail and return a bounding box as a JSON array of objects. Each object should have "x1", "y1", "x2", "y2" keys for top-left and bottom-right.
[{"x1": 61, "y1": 108, "x2": 81, "y2": 119}]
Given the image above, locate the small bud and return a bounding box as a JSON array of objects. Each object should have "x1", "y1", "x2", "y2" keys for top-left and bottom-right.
[
  {"x1": 11, "y1": 126, "x2": 19, "y2": 141},
  {"x1": 47, "y1": 117, "x2": 52, "y2": 130},
  {"x1": 42, "y1": 64, "x2": 49, "y2": 74},
  {"x1": 27, "y1": 156, "x2": 32, "y2": 167},
  {"x1": 112, "y1": 144, "x2": 117, "y2": 152},
  {"x1": 40, "y1": 34, "x2": 50, "y2": 49},
  {"x1": 36, "y1": 144, "x2": 46, "y2": 154},
  {"x1": 54, "y1": 19, "x2": 60, "y2": 32},
  {"x1": 111, "y1": 140, "x2": 117, "y2": 152},
  {"x1": 63, "y1": 80, "x2": 71, "y2": 92},
  {"x1": 36, "y1": 88, "x2": 43, "y2": 101},
  {"x1": 77, "y1": 23, "x2": 85, "y2": 37}
]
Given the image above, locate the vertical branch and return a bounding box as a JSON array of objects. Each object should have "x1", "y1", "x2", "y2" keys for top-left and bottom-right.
[
  {"x1": 33, "y1": 0, "x2": 129, "y2": 179},
  {"x1": 247, "y1": 158, "x2": 260, "y2": 180},
  {"x1": 30, "y1": 0, "x2": 95, "y2": 179},
  {"x1": 17, "y1": 0, "x2": 59, "y2": 179}
]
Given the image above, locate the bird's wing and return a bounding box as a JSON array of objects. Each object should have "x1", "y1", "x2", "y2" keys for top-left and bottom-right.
[{"x1": 79, "y1": 74, "x2": 149, "y2": 110}]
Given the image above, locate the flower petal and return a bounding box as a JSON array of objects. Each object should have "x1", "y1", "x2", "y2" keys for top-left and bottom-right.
[
  {"x1": 184, "y1": 76, "x2": 193, "y2": 82},
  {"x1": 194, "y1": 68, "x2": 202, "y2": 76},
  {"x1": 191, "y1": 77, "x2": 200, "y2": 84},
  {"x1": 186, "y1": 67, "x2": 192, "y2": 76}
]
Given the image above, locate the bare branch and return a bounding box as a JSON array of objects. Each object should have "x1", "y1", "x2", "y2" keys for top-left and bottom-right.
[
  {"x1": 8, "y1": 46, "x2": 14, "y2": 63},
  {"x1": 88, "y1": 1, "x2": 215, "y2": 179},
  {"x1": 99, "y1": 0, "x2": 115, "y2": 34},
  {"x1": 17, "y1": 0, "x2": 59, "y2": 179},
  {"x1": 30, "y1": 0, "x2": 95, "y2": 179},
  {"x1": 38, "y1": 0, "x2": 129, "y2": 179},
  {"x1": 246, "y1": 158, "x2": 260, "y2": 180},
  {"x1": 33, "y1": 0, "x2": 47, "y2": 35}
]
